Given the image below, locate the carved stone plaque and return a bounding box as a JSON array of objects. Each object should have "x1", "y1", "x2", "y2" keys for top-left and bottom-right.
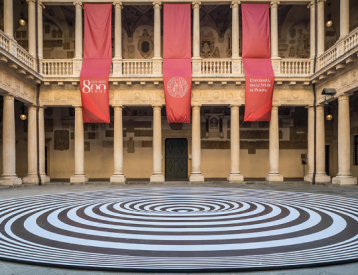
[{"x1": 54, "y1": 130, "x2": 69, "y2": 151}]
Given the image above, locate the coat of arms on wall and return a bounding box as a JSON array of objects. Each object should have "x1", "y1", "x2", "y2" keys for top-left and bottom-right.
[
  {"x1": 54, "y1": 130, "x2": 69, "y2": 151},
  {"x1": 138, "y1": 29, "x2": 153, "y2": 59}
]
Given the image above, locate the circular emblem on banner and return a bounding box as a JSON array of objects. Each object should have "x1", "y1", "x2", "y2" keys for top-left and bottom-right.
[{"x1": 167, "y1": 77, "x2": 189, "y2": 98}]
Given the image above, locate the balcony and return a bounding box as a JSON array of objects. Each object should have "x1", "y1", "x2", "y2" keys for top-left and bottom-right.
[{"x1": 1, "y1": 26, "x2": 358, "y2": 82}]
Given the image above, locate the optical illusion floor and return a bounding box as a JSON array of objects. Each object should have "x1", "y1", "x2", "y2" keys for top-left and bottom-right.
[{"x1": 0, "y1": 187, "x2": 358, "y2": 271}]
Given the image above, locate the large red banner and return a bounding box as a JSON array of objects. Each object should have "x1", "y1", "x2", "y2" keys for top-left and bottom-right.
[
  {"x1": 242, "y1": 4, "x2": 275, "y2": 121},
  {"x1": 163, "y1": 4, "x2": 191, "y2": 123},
  {"x1": 80, "y1": 4, "x2": 112, "y2": 123}
]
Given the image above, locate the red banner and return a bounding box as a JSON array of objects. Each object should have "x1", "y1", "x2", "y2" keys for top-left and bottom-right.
[
  {"x1": 163, "y1": 4, "x2": 191, "y2": 123},
  {"x1": 242, "y1": 4, "x2": 274, "y2": 121},
  {"x1": 80, "y1": 4, "x2": 112, "y2": 123}
]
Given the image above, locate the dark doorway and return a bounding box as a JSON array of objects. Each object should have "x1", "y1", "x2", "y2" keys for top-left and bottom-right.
[
  {"x1": 325, "y1": 145, "x2": 330, "y2": 176},
  {"x1": 165, "y1": 138, "x2": 188, "y2": 180}
]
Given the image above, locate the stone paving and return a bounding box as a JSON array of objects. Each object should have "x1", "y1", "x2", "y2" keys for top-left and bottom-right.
[{"x1": 0, "y1": 181, "x2": 357, "y2": 275}]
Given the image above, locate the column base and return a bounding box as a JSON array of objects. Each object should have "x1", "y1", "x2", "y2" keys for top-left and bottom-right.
[
  {"x1": 265, "y1": 173, "x2": 284, "y2": 182},
  {"x1": 0, "y1": 176, "x2": 22, "y2": 186},
  {"x1": 189, "y1": 173, "x2": 204, "y2": 183},
  {"x1": 22, "y1": 174, "x2": 40, "y2": 184},
  {"x1": 150, "y1": 173, "x2": 165, "y2": 183},
  {"x1": 227, "y1": 173, "x2": 244, "y2": 183},
  {"x1": 110, "y1": 174, "x2": 127, "y2": 184},
  {"x1": 332, "y1": 176, "x2": 357, "y2": 185},
  {"x1": 314, "y1": 173, "x2": 331, "y2": 183},
  {"x1": 70, "y1": 174, "x2": 89, "y2": 184},
  {"x1": 304, "y1": 172, "x2": 314, "y2": 182},
  {"x1": 40, "y1": 174, "x2": 51, "y2": 184}
]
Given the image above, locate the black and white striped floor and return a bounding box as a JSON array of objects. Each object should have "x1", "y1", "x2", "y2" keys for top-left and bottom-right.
[{"x1": 0, "y1": 187, "x2": 358, "y2": 271}]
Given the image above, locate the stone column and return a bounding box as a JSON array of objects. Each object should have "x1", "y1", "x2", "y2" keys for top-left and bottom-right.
[
  {"x1": 27, "y1": 0, "x2": 36, "y2": 57},
  {"x1": 333, "y1": 95, "x2": 357, "y2": 185},
  {"x1": 340, "y1": 0, "x2": 349, "y2": 38},
  {"x1": 315, "y1": 105, "x2": 331, "y2": 182},
  {"x1": 110, "y1": 106, "x2": 126, "y2": 184},
  {"x1": 23, "y1": 105, "x2": 38, "y2": 184},
  {"x1": 304, "y1": 106, "x2": 314, "y2": 182},
  {"x1": 38, "y1": 107, "x2": 50, "y2": 183},
  {"x1": 317, "y1": 0, "x2": 326, "y2": 55},
  {"x1": 37, "y1": 1, "x2": 44, "y2": 59},
  {"x1": 266, "y1": 105, "x2": 283, "y2": 182},
  {"x1": 231, "y1": 1, "x2": 240, "y2": 59},
  {"x1": 270, "y1": 1, "x2": 279, "y2": 58},
  {"x1": 0, "y1": 95, "x2": 21, "y2": 186},
  {"x1": 150, "y1": 105, "x2": 164, "y2": 183},
  {"x1": 227, "y1": 105, "x2": 244, "y2": 183},
  {"x1": 114, "y1": 2, "x2": 122, "y2": 59},
  {"x1": 70, "y1": 106, "x2": 88, "y2": 184},
  {"x1": 152, "y1": 2, "x2": 162, "y2": 76},
  {"x1": 309, "y1": 1, "x2": 316, "y2": 58},
  {"x1": 74, "y1": 2, "x2": 83, "y2": 60},
  {"x1": 192, "y1": 2, "x2": 201, "y2": 76},
  {"x1": 189, "y1": 105, "x2": 204, "y2": 182},
  {"x1": 4, "y1": 0, "x2": 13, "y2": 38}
]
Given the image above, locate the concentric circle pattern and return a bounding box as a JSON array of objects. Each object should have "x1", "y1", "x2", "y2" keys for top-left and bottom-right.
[{"x1": 1, "y1": 187, "x2": 358, "y2": 271}]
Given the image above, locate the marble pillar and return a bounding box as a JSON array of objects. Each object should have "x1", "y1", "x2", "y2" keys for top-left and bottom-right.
[
  {"x1": 74, "y1": 2, "x2": 83, "y2": 60},
  {"x1": 152, "y1": 2, "x2": 162, "y2": 76},
  {"x1": 23, "y1": 106, "x2": 38, "y2": 184},
  {"x1": 309, "y1": 1, "x2": 316, "y2": 58},
  {"x1": 340, "y1": 0, "x2": 349, "y2": 38},
  {"x1": 304, "y1": 106, "x2": 314, "y2": 182},
  {"x1": 231, "y1": 1, "x2": 240, "y2": 59},
  {"x1": 189, "y1": 105, "x2": 204, "y2": 183},
  {"x1": 27, "y1": 0, "x2": 36, "y2": 57},
  {"x1": 110, "y1": 106, "x2": 126, "y2": 184},
  {"x1": 0, "y1": 95, "x2": 22, "y2": 186},
  {"x1": 317, "y1": 0, "x2": 326, "y2": 56},
  {"x1": 37, "y1": 1, "x2": 44, "y2": 59},
  {"x1": 70, "y1": 106, "x2": 88, "y2": 184},
  {"x1": 114, "y1": 2, "x2": 122, "y2": 60},
  {"x1": 332, "y1": 95, "x2": 357, "y2": 185},
  {"x1": 38, "y1": 107, "x2": 50, "y2": 183},
  {"x1": 266, "y1": 106, "x2": 284, "y2": 182},
  {"x1": 227, "y1": 105, "x2": 244, "y2": 183},
  {"x1": 4, "y1": 0, "x2": 13, "y2": 38},
  {"x1": 270, "y1": 1, "x2": 279, "y2": 58},
  {"x1": 315, "y1": 105, "x2": 331, "y2": 182},
  {"x1": 150, "y1": 105, "x2": 165, "y2": 183},
  {"x1": 192, "y1": 2, "x2": 201, "y2": 59}
]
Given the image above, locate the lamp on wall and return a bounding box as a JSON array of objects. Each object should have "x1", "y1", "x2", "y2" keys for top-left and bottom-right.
[{"x1": 326, "y1": 2, "x2": 333, "y2": 27}]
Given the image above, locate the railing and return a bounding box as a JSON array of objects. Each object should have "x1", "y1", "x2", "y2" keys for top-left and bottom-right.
[
  {"x1": 345, "y1": 26, "x2": 358, "y2": 52},
  {"x1": 16, "y1": 44, "x2": 35, "y2": 69},
  {"x1": 281, "y1": 59, "x2": 312, "y2": 76},
  {"x1": 318, "y1": 46, "x2": 337, "y2": 69},
  {"x1": 201, "y1": 59, "x2": 232, "y2": 76},
  {"x1": 40, "y1": 60, "x2": 73, "y2": 76},
  {"x1": 122, "y1": 60, "x2": 153, "y2": 76},
  {"x1": 0, "y1": 30, "x2": 9, "y2": 51}
]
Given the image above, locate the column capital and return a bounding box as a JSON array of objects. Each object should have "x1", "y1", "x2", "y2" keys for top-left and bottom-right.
[
  {"x1": 338, "y1": 94, "x2": 350, "y2": 101},
  {"x1": 307, "y1": 0, "x2": 315, "y2": 8},
  {"x1": 230, "y1": 1, "x2": 240, "y2": 8},
  {"x1": 26, "y1": 0, "x2": 36, "y2": 4},
  {"x1": 192, "y1": 105, "x2": 201, "y2": 110},
  {"x1": 153, "y1": 2, "x2": 162, "y2": 9},
  {"x1": 113, "y1": 2, "x2": 123, "y2": 9},
  {"x1": 112, "y1": 105, "x2": 123, "y2": 110},
  {"x1": 73, "y1": 105, "x2": 82, "y2": 110},
  {"x1": 38, "y1": 1, "x2": 45, "y2": 9},
  {"x1": 3, "y1": 95, "x2": 14, "y2": 101},
  {"x1": 152, "y1": 104, "x2": 162, "y2": 109},
  {"x1": 230, "y1": 105, "x2": 240, "y2": 110},
  {"x1": 192, "y1": 2, "x2": 201, "y2": 9},
  {"x1": 271, "y1": 105, "x2": 280, "y2": 110},
  {"x1": 317, "y1": 0, "x2": 326, "y2": 2},
  {"x1": 73, "y1": 2, "x2": 83, "y2": 9},
  {"x1": 26, "y1": 104, "x2": 37, "y2": 110},
  {"x1": 270, "y1": 1, "x2": 280, "y2": 8}
]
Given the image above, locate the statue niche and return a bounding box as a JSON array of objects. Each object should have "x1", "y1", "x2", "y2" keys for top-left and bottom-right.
[
  {"x1": 200, "y1": 31, "x2": 216, "y2": 58},
  {"x1": 137, "y1": 29, "x2": 154, "y2": 59}
]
